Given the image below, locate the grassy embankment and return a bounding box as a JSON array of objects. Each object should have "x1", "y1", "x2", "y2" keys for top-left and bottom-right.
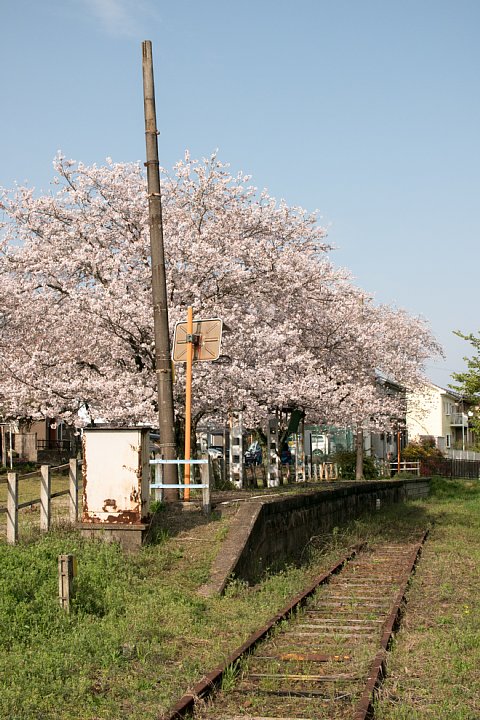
[{"x1": 0, "y1": 477, "x2": 478, "y2": 719}]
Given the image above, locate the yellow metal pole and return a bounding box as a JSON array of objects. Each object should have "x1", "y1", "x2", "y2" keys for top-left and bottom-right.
[{"x1": 184, "y1": 306, "x2": 194, "y2": 500}]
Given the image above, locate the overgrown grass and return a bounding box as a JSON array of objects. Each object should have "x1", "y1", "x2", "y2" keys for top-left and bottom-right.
[
  {"x1": 375, "y1": 477, "x2": 480, "y2": 719},
  {"x1": 0, "y1": 478, "x2": 478, "y2": 719}
]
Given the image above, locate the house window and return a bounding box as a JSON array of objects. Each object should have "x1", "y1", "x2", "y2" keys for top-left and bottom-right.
[
  {"x1": 446, "y1": 434, "x2": 451, "y2": 448},
  {"x1": 444, "y1": 402, "x2": 451, "y2": 416}
]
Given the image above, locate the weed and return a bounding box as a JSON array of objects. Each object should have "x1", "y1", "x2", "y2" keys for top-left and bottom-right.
[
  {"x1": 214, "y1": 523, "x2": 229, "y2": 542},
  {"x1": 149, "y1": 499, "x2": 166, "y2": 514},
  {"x1": 220, "y1": 659, "x2": 244, "y2": 692},
  {"x1": 186, "y1": 565, "x2": 210, "y2": 585},
  {"x1": 148, "y1": 526, "x2": 170, "y2": 545},
  {"x1": 223, "y1": 576, "x2": 250, "y2": 598}
]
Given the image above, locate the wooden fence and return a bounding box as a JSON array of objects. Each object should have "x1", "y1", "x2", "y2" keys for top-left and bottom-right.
[
  {"x1": 388, "y1": 461, "x2": 421, "y2": 476},
  {"x1": 420, "y1": 457, "x2": 480, "y2": 479},
  {"x1": 0, "y1": 459, "x2": 80, "y2": 544},
  {"x1": 307, "y1": 462, "x2": 338, "y2": 481}
]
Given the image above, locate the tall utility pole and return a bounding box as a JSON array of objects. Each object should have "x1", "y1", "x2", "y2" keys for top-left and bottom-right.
[{"x1": 142, "y1": 40, "x2": 178, "y2": 501}]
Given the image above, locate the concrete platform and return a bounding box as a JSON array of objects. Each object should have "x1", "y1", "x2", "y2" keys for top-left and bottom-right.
[{"x1": 198, "y1": 477, "x2": 430, "y2": 596}]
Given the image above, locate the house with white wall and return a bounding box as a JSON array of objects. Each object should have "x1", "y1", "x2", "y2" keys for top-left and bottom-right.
[{"x1": 406, "y1": 381, "x2": 475, "y2": 452}]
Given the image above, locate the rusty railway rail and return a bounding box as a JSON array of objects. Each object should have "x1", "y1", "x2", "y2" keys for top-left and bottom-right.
[{"x1": 162, "y1": 531, "x2": 428, "y2": 720}]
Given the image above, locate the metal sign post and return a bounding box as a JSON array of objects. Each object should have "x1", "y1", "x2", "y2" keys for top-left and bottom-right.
[
  {"x1": 173, "y1": 317, "x2": 223, "y2": 362},
  {"x1": 173, "y1": 312, "x2": 223, "y2": 500},
  {"x1": 184, "y1": 306, "x2": 194, "y2": 500}
]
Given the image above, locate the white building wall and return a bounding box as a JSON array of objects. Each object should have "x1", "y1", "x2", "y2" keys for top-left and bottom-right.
[{"x1": 406, "y1": 383, "x2": 444, "y2": 442}]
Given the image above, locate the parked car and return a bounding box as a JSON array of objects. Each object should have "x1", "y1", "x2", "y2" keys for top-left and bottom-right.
[
  {"x1": 208, "y1": 446, "x2": 224, "y2": 460},
  {"x1": 244, "y1": 441, "x2": 262, "y2": 466}
]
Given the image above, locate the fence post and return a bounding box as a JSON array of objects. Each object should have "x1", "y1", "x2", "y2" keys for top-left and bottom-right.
[
  {"x1": 267, "y1": 416, "x2": 280, "y2": 488},
  {"x1": 201, "y1": 458, "x2": 211, "y2": 515},
  {"x1": 295, "y1": 426, "x2": 305, "y2": 483},
  {"x1": 58, "y1": 554, "x2": 75, "y2": 612},
  {"x1": 229, "y1": 410, "x2": 243, "y2": 489},
  {"x1": 154, "y1": 455, "x2": 163, "y2": 501},
  {"x1": 69, "y1": 458, "x2": 79, "y2": 523},
  {"x1": 7, "y1": 472, "x2": 18, "y2": 544},
  {"x1": 40, "y1": 464, "x2": 51, "y2": 532}
]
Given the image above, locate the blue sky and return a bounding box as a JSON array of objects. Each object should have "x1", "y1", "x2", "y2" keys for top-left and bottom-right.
[{"x1": 1, "y1": 0, "x2": 479, "y2": 388}]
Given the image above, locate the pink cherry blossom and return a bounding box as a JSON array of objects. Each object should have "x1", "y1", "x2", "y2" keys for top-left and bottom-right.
[{"x1": 0, "y1": 153, "x2": 442, "y2": 434}]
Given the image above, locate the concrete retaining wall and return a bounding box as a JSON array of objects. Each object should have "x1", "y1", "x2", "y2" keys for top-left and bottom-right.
[
  {"x1": 404, "y1": 479, "x2": 430, "y2": 500},
  {"x1": 201, "y1": 478, "x2": 431, "y2": 594}
]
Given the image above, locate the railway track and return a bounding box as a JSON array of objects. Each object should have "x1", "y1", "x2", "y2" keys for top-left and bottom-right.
[{"x1": 163, "y1": 532, "x2": 428, "y2": 720}]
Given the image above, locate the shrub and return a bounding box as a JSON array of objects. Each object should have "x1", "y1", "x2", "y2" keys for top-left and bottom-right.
[
  {"x1": 332, "y1": 450, "x2": 378, "y2": 480},
  {"x1": 402, "y1": 438, "x2": 445, "y2": 461}
]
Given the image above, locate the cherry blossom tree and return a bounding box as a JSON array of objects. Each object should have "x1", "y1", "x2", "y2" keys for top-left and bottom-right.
[{"x1": 0, "y1": 153, "x2": 442, "y2": 443}]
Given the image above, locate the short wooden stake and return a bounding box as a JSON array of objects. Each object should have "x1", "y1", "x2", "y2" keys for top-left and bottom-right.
[
  {"x1": 69, "y1": 458, "x2": 79, "y2": 523},
  {"x1": 7, "y1": 472, "x2": 18, "y2": 544},
  {"x1": 58, "y1": 554, "x2": 75, "y2": 612},
  {"x1": 40, "y1": 464, "x2": 51, "y2": 531}
]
